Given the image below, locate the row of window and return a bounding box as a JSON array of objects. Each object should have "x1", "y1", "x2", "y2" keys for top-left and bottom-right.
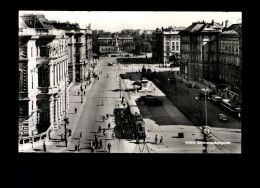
[
  {"x1": 219, "y1": 44, "x2": 239, "y2": 53},
  {"x1": 166, "y1": 41, "x2": 179, "y2": 46}
]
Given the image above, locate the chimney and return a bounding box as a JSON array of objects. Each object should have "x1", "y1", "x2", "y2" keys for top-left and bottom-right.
[{"x1": 225, "y1": 20, "x2": 229, "y2": 28}]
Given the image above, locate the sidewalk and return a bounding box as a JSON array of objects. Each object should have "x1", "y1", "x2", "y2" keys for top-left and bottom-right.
[{"x1": 19, "y1": 77, "x2": 96, "y2": 153}]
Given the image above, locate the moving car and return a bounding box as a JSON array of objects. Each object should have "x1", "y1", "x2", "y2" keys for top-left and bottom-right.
[{"x1": 218, "y1": 114, "x2": 228, "y2": 121}]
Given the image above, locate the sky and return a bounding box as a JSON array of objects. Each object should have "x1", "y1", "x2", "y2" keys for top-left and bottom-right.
[{"x1": 19, "y1": 11, "x2": 242, "y2": 32}]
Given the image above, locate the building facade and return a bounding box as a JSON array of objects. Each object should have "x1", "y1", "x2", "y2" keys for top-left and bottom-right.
[
  {"x1": 98, "y1": 35, "x2": 134, "y2": 53},
  {"x1": 152, "y1": 26, "x2": 184, "y2": 65},
  {"x1": 51, "y1": 21, "x2": 93, "y2": 83},
  {"x1": 19, "y1": 14, "x2": 69, "y2": 141},
  {"x1": 179, "y1": 21, "x2": 222, "y2": 82},
  {"x1": 219, "y1": 24, "x2": 242, "y2": 100}
]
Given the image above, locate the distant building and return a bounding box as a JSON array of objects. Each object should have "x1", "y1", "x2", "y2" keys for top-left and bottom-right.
[
  {"x1": 152, "y1": 26, "x2": 184, "y2": 65},
  {"x1": 98, "y1": 35, "x2": 133, "y2": 53},
  {"x1": 19, "y1": 14, "x2": 69, "y2": 141}
]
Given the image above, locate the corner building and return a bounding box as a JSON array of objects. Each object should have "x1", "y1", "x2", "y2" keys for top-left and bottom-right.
[
  {"x1": 19, "y1": 14, "x2": 69, "y2": 140},
  {"x1": 179, "y1": 21, "x2": 222, "y2": 82}
]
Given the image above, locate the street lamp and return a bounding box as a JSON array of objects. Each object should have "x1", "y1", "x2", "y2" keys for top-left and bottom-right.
[{"x1": 168, "y1": 78, "x2": 170, "y2": 91}]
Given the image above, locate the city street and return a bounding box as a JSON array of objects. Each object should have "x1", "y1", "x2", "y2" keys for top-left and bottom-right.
[{"x1": 19, "y1": 56, "x2": 241, "y2": 153}]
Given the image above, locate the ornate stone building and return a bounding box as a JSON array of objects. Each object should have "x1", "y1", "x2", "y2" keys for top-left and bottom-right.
[
  {"x1": 219, "y1": 24, "x2": 242, "y2": 97},
  {"x1": 19, "y1": 14, "x2": 69, "y2": 141},
  {"x1": 50, "y1": 21, "x2": 93, "y2": 83},
  {"x1": 179, "y1": 21, "x2": 223, "y2": 82},
  {"x1": 152, "y1": 26, "x2": 184, "y2": 65}
]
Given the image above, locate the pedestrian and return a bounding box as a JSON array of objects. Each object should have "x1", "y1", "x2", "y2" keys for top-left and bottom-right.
[
  {"x1": 48, "y1": 131, "x2": 51, "y2": 140},
  {"x1": 102, "y1": 115, "x2": 105, "y2": 122},
  {"x1": 84, "y1": 91, "x2": 86, "y2": 95},
  {"x1": 112, "y1": 132, "x2": 115, "y2": 139},
  {"x1": 106, "y1": 113, "x2": 109, "y2": 119},
  {"x1": 159, "y1": 136, "x2": 163, "y2": 145},
  {"x1": 80, "y1": 132, "x2": 82, "y2": 139},
  {"x1": 155, "y1": 134, "x2": 158, "y2": 144},
  {"x1": 95, "y1": 139, "x2": 99, "y2": 148},
  {"x1": 98, "y1": 125, "x2": 101, "y2": 133},
  {"x1": 102, "y1": 100, "x2": 104, "y2": 106},
  {"x1": 107, "y1": 143, "x2": 111, "y2": 153},
  {"x1": 90, "y1": 140, "x2": 93, "y2": 148},
  {"x1": 61, "y1": 134, "x2": 64, "y2": 141},
  {"x1": 95, "y1": 135, "x2": 98, "y2": 144},
  {"x1": 78, "y1": 91, "x2": 80, "y2": 96},
  {"x1": 43, "y1": 141, "x2": 46, "y2": 152},
  {"x1": 103, "y1": 130, "x2": 106, "y2": 137},
  {"x1": 68, "y1": 129, "x2": 72, "y2": 137},
  {"x1": 99, "y1": 139, "x2": 103, "y2": 148},
  {"x1": 74, "y1": 144, "x2": 78, "y2": 152},
  {"x1": 108, "y1": 122, "x2": 111, "y2": 130},
  {"x1": 78, "y1": 141, "x2": 80, "y2": 151},
  {"x1": 75, "y1": 108, "x2": 77, "y2": 114}
]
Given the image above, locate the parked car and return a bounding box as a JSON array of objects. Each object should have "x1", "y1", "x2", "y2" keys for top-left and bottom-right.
[
  {"x1": 186, "y1": 82, "x2": 192, "y2": 88},
  {"x1": 211, "y1": 95, "x2": 222, "y2": 104},
  {"x1": 170, "y1": 78, "x2": 176, "y2": 84},
  {"x1": 218, "y1": 114, "x2": 228, "y2": 121},
  {"x1": 194, "y1": 84, "x2": 200, "y2": 89}
]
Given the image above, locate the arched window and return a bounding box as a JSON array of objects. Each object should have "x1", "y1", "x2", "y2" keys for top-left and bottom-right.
[{"x1": 38, "y1": 65, "x2": 49, "y2": 87}]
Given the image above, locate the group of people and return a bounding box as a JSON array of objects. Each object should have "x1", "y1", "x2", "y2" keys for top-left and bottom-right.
[{"x1": 154, "y1": 135, "x2": 164, "y2": 145}]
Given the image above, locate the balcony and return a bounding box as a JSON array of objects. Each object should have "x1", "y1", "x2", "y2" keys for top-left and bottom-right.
[
  {"x1": 19, "y1": 28, "x2": 65, "y2": 37},
  {"x1": 38, "y1": 87, "x2": 49, "y2": 93}
]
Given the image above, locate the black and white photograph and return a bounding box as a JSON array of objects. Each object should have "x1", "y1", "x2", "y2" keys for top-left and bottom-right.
[{"x1": 18, "y1": 11, "x2": 242, "y2": 154}]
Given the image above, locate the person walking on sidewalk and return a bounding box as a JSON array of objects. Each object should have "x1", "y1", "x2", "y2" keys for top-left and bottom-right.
[
  {"x1": 75, "y1": 144, "x2": 78, "y2": 152},
  {"x1": 77, "y1": 141, "x2": 80, "y2": 151},
  {"x1": 98, "y1": 125, "x2": 101, "y2": 133},
  {"x1": 84, "y1": 91, "x2": 86, "y2": 95},
  {"x1": 80, "y1": 132, "x2": 82, "y2": 139},
  {"x1": 106, "y1": 113, "x2": 109, "y2": 119},
  {"x1": 78, "y1": 91, "x2": 80, "y2": 96},
  {"x1": 43, "y1": 141, "x2": 46, "y2": 152},
  {"x1": 108, "y1": 122, "x2": 111, "y2": 130},
  {"x1": 107, "y1": 143, "x2": 111, "y2": 153},
  {"x1": 111, "y1": 132, "x2": 115, "y2": 140},
  {"x1": 155, "y1": 135, "x2": 158, "y2": 144},
  {"x1": 159, "y1": 136, "x2": 164, "y2": 145},
  {"x1": 75, "y1": 108, "x2": 77, "y2": 114},
  {"x1": 99, "y1": 139, "x2": 103, "y2": 148},
  {"x1": 102, "y1": 115, "x2": 105, "y2": 122}
]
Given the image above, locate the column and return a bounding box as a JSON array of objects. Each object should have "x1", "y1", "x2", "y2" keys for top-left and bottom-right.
[{"x1": 49, "y1": 63, "x2": 54, "y2": 87}]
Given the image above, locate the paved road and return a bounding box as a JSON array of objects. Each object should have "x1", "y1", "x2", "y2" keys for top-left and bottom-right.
[
  {"x1": 65, "y1": 57, "x2": 145, "y2": 153},
  {"x1": 152, "y1": 71, "x2": 241, "y2": 129}
]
